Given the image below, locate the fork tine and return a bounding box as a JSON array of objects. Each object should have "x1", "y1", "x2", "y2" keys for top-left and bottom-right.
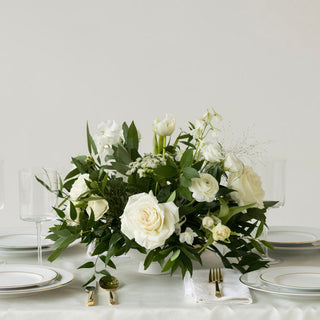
[
  {"x1": 209, "y1": 268, "x2": 212, "y2": 282},
  {"x1": 218, "y1": 268, "x2": 223, "y2": 282}
]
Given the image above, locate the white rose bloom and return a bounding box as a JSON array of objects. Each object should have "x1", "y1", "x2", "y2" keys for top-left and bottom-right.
[
  {"x1": 212, "y1": 223, "x2": 231, "y2": 241},
  {"x1": 201, "y1": 142, "x2": 223, "y2": 163},
  {"x1": 65, "y1": 202, "x2": 81, "y2": 226},
  {"x1": 224, "y1": 153, "x2": 244, "y2": 172},
  {"x1": 69, "y1": 174, "x2": 90, "y2": 201},
  {"x1": 189, "y1": 173, "x2": 219, "y2": 202},
  {"x1": 120, "y1": 192, "x2": 179, "y2": 250},
  {"x1": 152, "y1": 114, "x2": 176, "y2": 136},
  {"x1": 228, "y1": 166, "x2": 265, "y2": 209},
  {"x1": 86, "y1": 197, "x2": 109, "y2": 221},
  {"x1": 179, "y1": 227, "x2": 197, "y2": 245},
  {"x1": 202, "y1": 216, "x2": 214, "y2": 229}
]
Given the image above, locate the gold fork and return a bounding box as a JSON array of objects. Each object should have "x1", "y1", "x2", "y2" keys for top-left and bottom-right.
[{"x1": 209, "y1": 268, "x2": 222, "y2": 298}]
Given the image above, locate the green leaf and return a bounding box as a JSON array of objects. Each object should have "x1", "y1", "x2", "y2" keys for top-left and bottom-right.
[
  {"x1": 64, "y1": 168, "x2": 80, "y2": 181},
  {"x1": 180, "y1": 175, "x2": 192, "y2": 188},
  {"x1": 183, "y1": 167, "x2": 199, "y2": 179},
  {"x1": 86, "y1": 122, "x2": 98, "y2": 155},
  {"x1": 167, "y1": 190, "x2": 176, "y2": 202},
  {"x1": 177, "y1": 186, "x2": 192, "y2": 201},
  {"x1": 48, "y1": 233, "x2": 79, "y2": 262},
  {"x1": 154, "y1": 166, "x2": 177, "y2": 178},
  {"x1": 69, "y1": 202, "x2": 78, "y2": 220},
  {"x1": 180, "y1": 149, "x2": 193, "y2": 168},
  {"x1": 82, "y1": 275, "x2": 96, "y2": 287},
  {"x1": 78, "y1": 261, "x2": 95, "y2": 269},
  {"x1": 255, "y1": 219, "x2": 265, "y2": 238},
  {"x1": 170, "y1": 249, "x2": 181, "y2": 262},
  {"x1": 126, "y1": 121, "x2": 139, "y2": 151},
  {"x1": 53, "y1": 207, "x2": 65, "y2": 219},
  {"x1": 251, "y1": 239, "x2": 264, "y2": 254},
  {"x1": 220, "y1": 203, "x2": 255, "y2": 224},
  {"x1": 144, "y1": 250, "x2": 156, "y2": 270},
  {"x1": 261, "y1": 240, "x2": 274, "y2": 250},
  {"x1": 116, "y1": 144, "x2": 132, "y2": 165}
]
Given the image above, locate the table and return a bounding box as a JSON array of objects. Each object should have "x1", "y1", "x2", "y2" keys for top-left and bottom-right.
[{"x1": 0, "y1": 243, "x2": 320, "y2": 320}]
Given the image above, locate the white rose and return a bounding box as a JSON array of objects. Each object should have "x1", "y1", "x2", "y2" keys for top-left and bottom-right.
[
  {"x1": 97, "y1": 120, "x2": 122, "y2": 145},
  {"x1": 202, "y1": 216, "x2": 214, "y2": 229},
  {"x1": 228, "y1": 166, "x2": 265, "y2": 209},
  {"x1": 86, "y1": 197, "x2": 109, "y2": 221},
  {"x1": 120, "y1": 192, "x2": 179, "y2": 250},
  {"x1": 189, "y1": 173, "x2": 219, "y2": 202},
  {"x1": 224, "y1": 153, "x2": 244, "y2": 172},
  {"x1": 65, "y1": 202, "x2": 81, "y2": 226},
  {"x1": 212, "y1": 223, "x2": 231, "y2": 241},
  {"x1": 179, "y1": 227, "x2": 197, "y2": 245},
  {"x1": 200, "y1": 142, "x2": 223, "y2": 163},
  {"x1": 152, "y1": 114, "x2": 176, "y2": 136},
  {"x1": 69, "y1": 174, "x2": 90, "y2": 201}
]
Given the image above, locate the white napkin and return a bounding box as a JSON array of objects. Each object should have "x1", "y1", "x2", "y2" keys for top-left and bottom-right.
[{"x1": 184, "y1": 268, "x2": 252, "y2": 304}]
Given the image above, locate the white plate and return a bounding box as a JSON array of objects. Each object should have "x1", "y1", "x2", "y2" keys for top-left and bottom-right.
[
  {"x1": 266, "y1": 226, "x2": 320, "y2": 248},
  {"x1": 0, "y1": 266, "x2": 73, "y2": 296},
  {"x1": 0, "y1": 233, "x2": 53, "y2": 250},
  {"x1": 240, "y1": 268, "x2": 320, "y2": 297},
  {"x1": 0, "y1": 264, "x2": 58, "y2": 289},
  {"x1": 260, "y1": 266, "x2": 320, "y2": 291}
]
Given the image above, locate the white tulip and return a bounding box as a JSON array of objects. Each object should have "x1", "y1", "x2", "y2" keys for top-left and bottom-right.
[{"x1": 152, "y1": 114, "x2": 176, "y2": 137}]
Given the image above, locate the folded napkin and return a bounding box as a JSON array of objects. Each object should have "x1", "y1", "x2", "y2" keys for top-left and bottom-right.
[{"x1": 184, "y1": 268, "x2": 252, "y2": 304}]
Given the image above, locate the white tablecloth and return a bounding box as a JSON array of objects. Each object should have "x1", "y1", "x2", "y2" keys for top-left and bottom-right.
[{"x1": 0, "y1": 244, "x2": 320, "y2": 320}]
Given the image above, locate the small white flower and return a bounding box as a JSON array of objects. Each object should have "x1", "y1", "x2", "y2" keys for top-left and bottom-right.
[
  {"x1": 200, "y1": 142, "x2": 224, "y2": 163},
  {"x1": 212, "y1": 223, "x2": 231, "y2": 241},
  {"x1": 202, "y1": 216, "x2": 214, "y2": 229},
  {"x1": 224, "y1": 153, "x2": 244, "y2": 172},
  {"x1": 69, "y1": 174, "x2": 90, "y2": 201},
  {"x1": 191, "y1": 119, "x2": 205, "y2": 139},
  {"x1": 189, "y1": 173, "x2": 219, "y2": 202},
  {"x1": 152, "y1": 114, "x2": 176, "y2": 137},
  {"x1": 86, "y1": 197, "x2": 109, "y2": 221},
  {"x1": 179, "y1": 227, "x2": 197, "y2": 245}
]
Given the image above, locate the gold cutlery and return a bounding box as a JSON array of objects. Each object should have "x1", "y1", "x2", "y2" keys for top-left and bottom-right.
[
  {"x1": 99, "y1": 275, "x2": 119, "y2": 305},
  {"x1": 85, "y1": 282, "x2": 97, "y2": 306},
  {"x1": 209, "y1": 268, "x2": 222, "y2": 298}
]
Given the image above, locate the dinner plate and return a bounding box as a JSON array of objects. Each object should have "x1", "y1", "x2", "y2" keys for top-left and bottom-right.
[
  {"x1": 240, "y1": 268, "x2": 320, "y2": 297},
  {"x1": 0, "y1": 233, "x2": 53, "y2": 250},
  {"x1": 259, "y1": 266, "x2": 320, "y2": 291},
  {"x1": 0, "y1": 266, "x2": 73, "y2": 296},
  {"x1": 0, "y1": 264, "x2": 58, "y2": 289},
  {"x1": 266, "y1": 226, "x2": 320, "y2": 249}
]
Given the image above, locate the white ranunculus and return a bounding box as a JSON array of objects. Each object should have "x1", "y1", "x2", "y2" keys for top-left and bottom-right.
[
  {"x1": 65, "y1": 202, "x2": 81, "y2": 226},
  {"x1": 69, "y1": 174, "x2": 90, "y2": 201},
  {"x1": 202, "y1": 216, "x2": 214, "y2": 229},
  {"x1": 152, "y1": 114, "x2": 176, "y2": 136},
  {"x1": 228, "y1": 166, "x2": 265, "y2": 209},
  {"x1": 212, "y1": 223, "x2": 231, "y2": 241},
  {"x1": 179, "y1": 227, "x2": 197, "y2": 245},
  {"x1": 120, "y1": 192, "x2": 179, "y2": 250},
  {"x1": 189, "y1": 173, "x2": 219, "y2": 202},
  {"x1": 224, "y1": 153, "x2": 244, "y2": 172},
  {"x1": 200, "y1": 142, "x2": 223, "y2": 163},
  {"x1": 86, "y1": 197, "x2": 109, "y2": 221}
]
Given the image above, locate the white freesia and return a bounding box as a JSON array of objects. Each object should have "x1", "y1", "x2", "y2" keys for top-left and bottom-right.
[
  {"x1": 65, "y1": 202, "x2": 81, "y2": 226},
  {"x1": 179, "y1": 227, "x2": 197, "y2": 245},
  {"x1": 120, "y1": 192, "x2": 179, "y2": 250},
  {"x1": 200, "y1": 142, "x2": 224, "y2": 163},
  {"x1": 202, "y1": 216, "x2": 214, "y2": 229},
  {"x1": 228, "y1": 166, "x2": 265, "y2": 209},
  {"x1": 69, "y1": 174, "x2": 90, "y2": 201},
  {"x1": 212, "y1": 223, "x2": 231, "y2": 241},
  {"x1": 86, "y1": 197, "x2": 109, "y2": 221},
  {"x1": 189, "y1": 173, "x2": 219, "y2": 202},
  {"x1": 224, "y1": 153, "x2": 244, "y2": 172},
  {"x1": 152, "y1": 114, "x2": 176, "y2": 137}
]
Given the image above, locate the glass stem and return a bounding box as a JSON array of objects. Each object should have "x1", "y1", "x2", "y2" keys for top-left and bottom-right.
[{"x1": 36, "y1": 221, "x2": 42, "y2": 265}]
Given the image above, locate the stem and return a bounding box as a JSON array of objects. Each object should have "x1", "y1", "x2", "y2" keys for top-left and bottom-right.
[
  {"x1": 36, "y1": 221, "x2": 42, "y2": 265},
  {"x1": 162, "y1": 136, "x2": 166, "y2": 158}
]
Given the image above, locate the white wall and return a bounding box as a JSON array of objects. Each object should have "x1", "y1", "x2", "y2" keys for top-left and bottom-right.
[{"x1": 0, "y1": 0, "x2": 319, "y2": 228}]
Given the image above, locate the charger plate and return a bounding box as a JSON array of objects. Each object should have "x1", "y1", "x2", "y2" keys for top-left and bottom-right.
[
  {"x1": 240, "y1": 268, "x2": 320, "y2": 297},
  {"x1": 0, "y1": 264, "x2": 58, "y2": 289}
]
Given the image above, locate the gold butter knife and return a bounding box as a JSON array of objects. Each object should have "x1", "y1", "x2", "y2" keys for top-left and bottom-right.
[{"x1": 85, "y1": 282, "x2": 97, "y2": 306}]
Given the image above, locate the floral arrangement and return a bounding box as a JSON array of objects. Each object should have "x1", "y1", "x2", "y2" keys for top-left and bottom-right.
[{"x1": 47, "y1": 109, "x2": 275, "y2": 286}]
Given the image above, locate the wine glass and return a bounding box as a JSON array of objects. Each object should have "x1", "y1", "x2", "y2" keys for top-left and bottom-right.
[
  {"x1": 19, "y1": 167, "x2": 58, "y2": 264},
  {"x1": 257, "y1": 158, "x2": 286, "y2": 264}
]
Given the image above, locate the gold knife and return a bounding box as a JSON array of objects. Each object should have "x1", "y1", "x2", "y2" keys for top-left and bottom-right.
[{"x1": 85, "y1": 282, "x2": 97, "y2": 306}]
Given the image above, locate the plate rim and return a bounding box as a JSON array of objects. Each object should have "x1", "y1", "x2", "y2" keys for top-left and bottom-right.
[{"x1": 0, "y1": 233, "x2": 53, "y2": 250}]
